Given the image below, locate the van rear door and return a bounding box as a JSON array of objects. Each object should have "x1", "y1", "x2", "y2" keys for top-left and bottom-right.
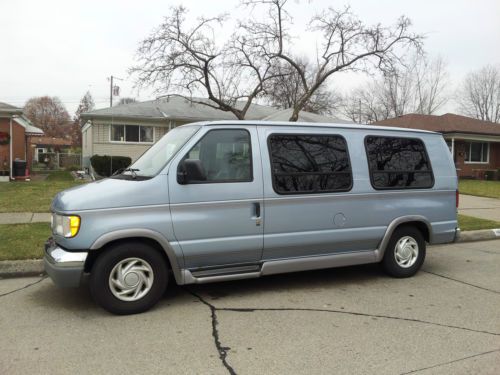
[{"x1": 258, "y1": 127, "x2": 370, "y2": 260}]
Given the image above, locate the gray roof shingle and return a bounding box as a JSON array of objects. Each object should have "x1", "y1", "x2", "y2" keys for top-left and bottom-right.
[
  {"x1": 0, "y1": 101, "x2": 23, "y2": 116},
  {"x1": 262, "y1": 108, "x2": 353, "y2": 124},
  {"x1": 82, "y1": 96, "x2": 277, "y2": 121}
]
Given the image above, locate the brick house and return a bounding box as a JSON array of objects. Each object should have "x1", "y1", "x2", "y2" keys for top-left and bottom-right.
[
  {"x1": 0, "y1": 101, "x2": 44, "y2": 179},
  {"x1": 374, "y1": 113, "x2": 500, "y2": 178}
]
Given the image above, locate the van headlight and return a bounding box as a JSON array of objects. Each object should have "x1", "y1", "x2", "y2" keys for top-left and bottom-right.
[{"x1": 51, "y1": 214, "x2": 80, "y2": 238}]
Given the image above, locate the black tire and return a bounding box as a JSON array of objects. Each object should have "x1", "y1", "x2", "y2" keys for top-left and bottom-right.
[
  {"x1": 381, "y1": 226, "x2": 426, "y2": 278},
  {"x1": 89, "y1": 241, "x2": 168, "y2": 315}
]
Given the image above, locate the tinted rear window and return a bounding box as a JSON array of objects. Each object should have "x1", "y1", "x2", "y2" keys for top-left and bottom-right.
[
  {"x1": 268, "y1": 134, "x2": 352, "y2": 194},
  {"x1": 365, "y1": 136, "x2": 434, "y2": 189}
]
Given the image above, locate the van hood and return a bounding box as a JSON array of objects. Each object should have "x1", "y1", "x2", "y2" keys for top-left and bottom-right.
[{"x1": 51, "y1": 175, "x2": 169, "y2": 212}]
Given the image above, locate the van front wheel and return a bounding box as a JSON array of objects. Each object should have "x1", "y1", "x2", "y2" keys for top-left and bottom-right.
[
  {"x1": 90, "y1": 242, "x2": 168, "y2": 315},
  {"x1": 382, "y1": 226, "x2": 426, "y2": 278}
]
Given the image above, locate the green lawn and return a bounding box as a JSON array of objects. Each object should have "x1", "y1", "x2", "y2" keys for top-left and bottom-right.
[
  {"x1": 0, "y1": 171, "x2": 83, "y2": 213},
  {"x1": 459, "y1": 179, "x2": 500, "y2": 199},
  {"x1": 0, "y1": 223, "x2": 50, "y2": 261},
  {"x1": 458, "y1": 214, "x2": 500, "y2": 231}
]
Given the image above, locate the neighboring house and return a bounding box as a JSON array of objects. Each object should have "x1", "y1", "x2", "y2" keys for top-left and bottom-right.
[
  {"x1": 80, "y1": 96, "x2": 351, "y2": 168},
  {"x1": 31, "y1": 136, "x2": 72, "y2": 162},
  {"x1": 374, "y1": 113, "x2": 500, "y2": 178},
  {"x1": 0, "y1": 101, "x2": 44, "y2": 179}
]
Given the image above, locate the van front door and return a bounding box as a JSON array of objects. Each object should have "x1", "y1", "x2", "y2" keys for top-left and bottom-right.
[{"x1": 168, "y1": 126, "x2": 264, "y2": 269}]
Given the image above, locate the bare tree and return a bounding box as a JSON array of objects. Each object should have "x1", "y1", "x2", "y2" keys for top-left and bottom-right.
[
  {"x1": 264, "y1": 58, "x2": 342, "y2": 115},
  {"x1": 70, "y1": 91, "x2": 95, "y2": 146},
  {"x1": 241, "y1": 1, "x2": 423, "y2": 121},
  {"x1": 131, "y1": 6, "x2": 276, "y2": 120},
  {"x1": 342, "y1": 84, "x2": 389, "y2": 123},
  {"x1": 457, "y1": 65, "x2": 500, "y2": 123},
  {"x1": 342, "y1": 54, "x2": 449, "y2": 123},
  {"x1": 414, "y1": 56, "x2": 448, "y2": 114},
  {"x1": 24, "y1": 96, "x2": 71, "y2": 138}
]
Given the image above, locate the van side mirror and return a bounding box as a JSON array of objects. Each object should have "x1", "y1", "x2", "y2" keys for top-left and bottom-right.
[{"x1": 177, "y1": 159, "x2": 207, "y2": 184}]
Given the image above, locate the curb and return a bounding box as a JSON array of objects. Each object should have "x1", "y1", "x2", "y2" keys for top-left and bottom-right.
[
  {"x1": 0, "y1": 259, "x2": 44, "y2": 279},
  {"x1": 456, "y1": 228, "x2": 500, "y2": 243},
  {"x1": 1, "y1": 229, "x2": 499, "y2": 279}
]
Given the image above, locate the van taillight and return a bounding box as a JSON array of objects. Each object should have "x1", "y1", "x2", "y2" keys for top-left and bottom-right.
[{"x1": 456, "y1": 190, "x2": 459, "y2": 208}]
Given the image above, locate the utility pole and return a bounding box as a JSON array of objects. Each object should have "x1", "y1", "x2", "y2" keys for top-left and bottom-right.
[
  {"x1": 109, "y1": 75, "x2": 114, "y2": 107},
  {"x1": 108, "y1": 75, "x2": 123, "y2": 107}
]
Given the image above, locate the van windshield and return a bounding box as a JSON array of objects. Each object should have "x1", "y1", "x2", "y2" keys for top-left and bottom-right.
[{"x1": 123, "y1": 125, "x2": 200, "y2": 177}]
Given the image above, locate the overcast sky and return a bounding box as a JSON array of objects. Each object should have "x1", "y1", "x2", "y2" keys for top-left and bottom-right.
[{"x1": 1, "y1": 0, "x2": 499, "y2": 116}]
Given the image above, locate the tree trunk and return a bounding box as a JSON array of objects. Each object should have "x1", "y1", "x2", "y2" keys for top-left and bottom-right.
[{"x1": 289, "y1": 106, "x2": 300, "y2": 122}]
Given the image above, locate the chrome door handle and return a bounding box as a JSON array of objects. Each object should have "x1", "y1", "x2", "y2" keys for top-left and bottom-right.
[{"x1": 253, "y1": 202, "x2": 261, "y2": 226}]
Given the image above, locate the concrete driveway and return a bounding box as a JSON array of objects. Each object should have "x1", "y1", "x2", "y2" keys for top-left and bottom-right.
[
  {"x1": 459, "y1": 194, "x2": 500, "y2": 222},
  {"x1": 1, "y1": 240, "x2": 499, "y2": 374}
]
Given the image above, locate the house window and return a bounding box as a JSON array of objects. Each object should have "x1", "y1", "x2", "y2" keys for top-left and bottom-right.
[
  {"x1": 110, "y1": 125, "x2": 154, "y2": 143},
  {"x1": 465, "y1": 142, "x2": 489, "y2": 163},
  {"x1": 365, "y1": 136, "x2": 434, "y2": 189},
  {"x1": 268, "y1": 134, "x2": 352, "y2": 194},
  {"x1": 36, "y1": 148, "x2": 47, "y2": 162}
]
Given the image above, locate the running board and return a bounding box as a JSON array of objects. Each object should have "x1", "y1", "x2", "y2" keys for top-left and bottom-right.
[{"x1": 181, "y1": 250, "x2": 377, "y2": 285}]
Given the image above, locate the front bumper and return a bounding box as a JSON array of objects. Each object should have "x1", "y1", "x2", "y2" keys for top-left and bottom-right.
[{"x1": 44, "y1": 238, "x2": 88, "y2": 288}]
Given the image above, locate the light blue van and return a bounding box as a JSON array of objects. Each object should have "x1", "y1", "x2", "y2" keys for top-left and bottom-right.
[{"x1": 44, "y1": 121, "x2": 459, "y2": 314}]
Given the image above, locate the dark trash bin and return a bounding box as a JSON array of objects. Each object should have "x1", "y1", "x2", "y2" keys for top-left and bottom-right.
[{"x1": 13, "y1": 160, "x2": 27, "y2": 177}]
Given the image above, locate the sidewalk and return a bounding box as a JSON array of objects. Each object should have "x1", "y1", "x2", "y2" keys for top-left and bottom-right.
[
  {"x1": 1, "y1": 196, "x2": 499, "y2": 225},
  {"x1": 459, "y1": 194, "x2": 500, "y2": 222},
  {"x1": 0, "y1": 212, "x2": 51, "y2": 225}
]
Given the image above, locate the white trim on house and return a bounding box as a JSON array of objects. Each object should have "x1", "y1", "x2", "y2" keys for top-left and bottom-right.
[
  {"x1": 81, "y1": 121, "x2": 92, "y2": 133},
  {"x1": 464, "y1": 141, "x2": 490, "y2": 164},
  {"x1": 443, "y1": 133, "x2": 500, "y2": 143},
  {"x1": 108, "y1": 123, "x2": 155, "y2": 145}
]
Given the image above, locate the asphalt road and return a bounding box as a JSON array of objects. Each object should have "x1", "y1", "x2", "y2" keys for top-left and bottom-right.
[{"x1": 1, "y1": 240, "x2": 499, "y2": 375}]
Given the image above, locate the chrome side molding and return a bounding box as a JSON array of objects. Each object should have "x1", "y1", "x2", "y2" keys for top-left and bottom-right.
[{"x1": 181, "y1": 250, "x2": 377, "y2": 285}]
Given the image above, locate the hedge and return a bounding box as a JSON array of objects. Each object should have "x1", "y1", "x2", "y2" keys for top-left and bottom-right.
[{"x1": 90, "y1": 155, "x2": 132, "y2": 177}]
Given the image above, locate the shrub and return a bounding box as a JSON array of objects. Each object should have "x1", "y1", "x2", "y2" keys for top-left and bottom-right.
[
  {"x1": 90, "y1": 155, "x2": 131, "y2": 177},
  {"x1": 484, "y1": 170, "x2": 495, "y2": 181}
]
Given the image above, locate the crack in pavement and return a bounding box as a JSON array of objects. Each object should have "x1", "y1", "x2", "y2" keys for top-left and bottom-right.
[
  {"x1": 185, "y1": 289, "x2": 500, "y2": 375},
  {"x1": 0, "y1": 276, "x2": 47, "y2": 298},
  {"x1": 217, "y1": 306, "x2": 500, "y2": 337},
  {"x1": 422, "y1": 270, "x2": 500, "y2": 295},
  {"x1": 184, "y1": 288, "x2": 237, "y2": 375},
  {"x1": 400, "y1": 348, "x2": 500, "y2": 374}
]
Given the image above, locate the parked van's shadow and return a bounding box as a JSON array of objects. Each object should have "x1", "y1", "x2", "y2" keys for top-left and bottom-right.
[
  {"x1": 31, "y1": 279, "x2": 99, "y2": 314},
  {"x1": 31, "y1": 263, "x2": 386, "y2": 314},
  {"x1": 173, "y1": 263, "x2": 385, "y2": 302}
]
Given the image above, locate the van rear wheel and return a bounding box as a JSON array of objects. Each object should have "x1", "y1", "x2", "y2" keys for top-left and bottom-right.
[
  {"x1": 90, "y1": 241, "x2": 168, "y2": 315},
  {"x1": 382, "y1": 226, "x2": 426, "y2": 278}
]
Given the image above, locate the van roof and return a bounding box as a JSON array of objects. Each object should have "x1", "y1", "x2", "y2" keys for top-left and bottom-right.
[{"x1": 190, "y1": 120, "x2": 440, "y2": 135}]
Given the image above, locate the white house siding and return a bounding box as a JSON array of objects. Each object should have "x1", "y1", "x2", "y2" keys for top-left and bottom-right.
[
  {"x1": 83, "y1": 122, "x2": 173, "y2": 164},
  {"x1": 81, "y1": 118, "x2": 195, "y2": 168},
  {"x1": 82, "y1": 123, "x2": 93, "y2": 167},
  {"x1": 155, "y1": 126, "x2": 169, "y2": 140}
]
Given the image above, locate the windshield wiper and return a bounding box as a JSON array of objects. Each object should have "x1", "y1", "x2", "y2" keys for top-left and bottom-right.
[
  {"x1": 122, "y1": 168, "x2": 140, "y2": 179},
  {"x1": 112, "y1": 167, "x2": 140, "y2": 179}
]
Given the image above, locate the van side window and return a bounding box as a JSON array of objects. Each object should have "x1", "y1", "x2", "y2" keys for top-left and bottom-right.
[
  {"x1": 184, "y1": 129, "x2": 252, "y2": 182},
  {"x1": 268, "y1": 134, "x2": 352, "y2": 194},
  {"x1": 365, "y1": 136, "x2": 434, "y2": 189}
]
